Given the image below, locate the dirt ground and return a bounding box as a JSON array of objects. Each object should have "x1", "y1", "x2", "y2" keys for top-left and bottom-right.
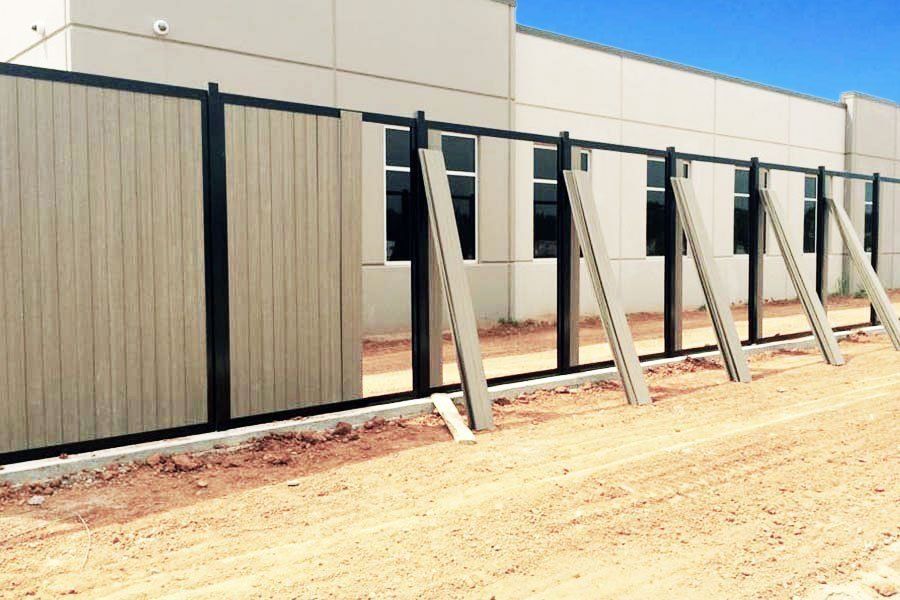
[
  {"x1": 1, "y1": 334, "x2": 898, "y2": 599},
  {"x1": 363, "y1": 291, "x2": 900, "y2": 396}
]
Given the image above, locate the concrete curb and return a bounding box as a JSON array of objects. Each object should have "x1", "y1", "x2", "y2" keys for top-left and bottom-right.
[{"x1": 0, "y1": 325, "x2": 884, "y2": 485}]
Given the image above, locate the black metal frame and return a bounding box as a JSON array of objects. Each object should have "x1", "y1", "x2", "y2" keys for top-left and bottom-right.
[
  {"x1": 556, "y1": 131, "x2": 574, "y2": 371},
  {"x1": 0, "y1": 61, "x2": 896, "y2": 466}
]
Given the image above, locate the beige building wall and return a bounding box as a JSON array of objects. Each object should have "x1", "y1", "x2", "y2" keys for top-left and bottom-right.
[
  {"x1": 513, "y1": 27, "x2": 850, "y2": 321},
  {"x1": 842, "y1": 93, "x2": 900, "y2": 291},
  {"x1": 3, "y1": 0, "x2": 896, "y2": 335}
]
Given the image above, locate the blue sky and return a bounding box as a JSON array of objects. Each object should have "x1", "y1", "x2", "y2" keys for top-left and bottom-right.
[{"x1": 516, "y1": 0, "x2": 899, "y2": 103}]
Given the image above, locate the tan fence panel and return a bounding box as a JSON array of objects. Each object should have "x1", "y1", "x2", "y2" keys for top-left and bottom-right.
[
  {"x1": 0, "y1": 75, "x2": 208, "y2": 454},
  {"x1": 225, "y1": 106, "x2": 362, "y2": 418}
]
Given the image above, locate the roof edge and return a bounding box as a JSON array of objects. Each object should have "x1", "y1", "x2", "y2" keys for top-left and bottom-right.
[
  {"x1": 516, "y1": 24, "x2": 846, "y2": 109},
  {"x1": 841, "y1": 91, "x2": 900, "y2": 110}
]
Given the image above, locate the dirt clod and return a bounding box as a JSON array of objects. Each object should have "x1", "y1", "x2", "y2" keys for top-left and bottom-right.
[
  {"x1": 172, "y1": 455, "x2": 202, "y2": 472},
  {"x1": 262, "y1": 453, "x2": 290, "y2": 466},
  {"x1": 333, "y1": 422, "x2": 353, "y2": 436}
]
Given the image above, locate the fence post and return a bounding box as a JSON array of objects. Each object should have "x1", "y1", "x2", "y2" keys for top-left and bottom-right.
[
  {"x1": 664, "y1": 146, "x2": 683, "y2": 356},
  {"x1": 748, "y1": 157, "x2": 763, "y2": 344},
  {"x1": 409, "y1": 110, "x2": 432, "y2": 398},
  {"x1": 870, "y1": 172, "x2": 881, "y2": 325},
  {"x1": 815, "y1": 165, "x2": 828, "y2": 303},
  {"x1": 557, "y1": 131, "x2": 574, "y2": 372},
  {"x1": 204, "y1": 82, "x2": 231, "y2": 429}
]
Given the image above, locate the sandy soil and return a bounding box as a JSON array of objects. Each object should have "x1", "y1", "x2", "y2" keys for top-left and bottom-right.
[
  {"x1": 1, "y1": 334, "x2": 898, "y2": 599},
  {"x1": 363, "y1": 291, "x2": 900, "y2": 396}
]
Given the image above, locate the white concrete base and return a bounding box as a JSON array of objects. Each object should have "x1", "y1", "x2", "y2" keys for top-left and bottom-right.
[{"x1": 0, "y1": 325, "x2": 885, "y2": 485}]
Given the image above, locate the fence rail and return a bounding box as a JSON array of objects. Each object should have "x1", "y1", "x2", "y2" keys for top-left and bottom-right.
[{"x1": 0, "y1": 61, "x2": 897, "y2": 464}]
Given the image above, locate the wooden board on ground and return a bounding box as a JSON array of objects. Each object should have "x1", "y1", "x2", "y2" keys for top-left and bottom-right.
[
  {"x1": 431, "y1": 393, "x2": 476, "y2": 444},
  {"x1": 563, "y1": 170, "x2": 651, "y2": 406},
  {"x1": 419, "y1": 149, "x2": 493, "y2": 430},
  {"x1": 670, "y1": 177, "x2": 751, "y2": 382},
  {"x1": 760, "y1": 189, "x2": 844, "y2": 365},
  {"x1": 826, "y1": 196, "x2": 900, "y2": 350}
]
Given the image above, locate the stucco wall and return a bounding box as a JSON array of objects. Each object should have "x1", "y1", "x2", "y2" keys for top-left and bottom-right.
[
  {"x1": 3, "y1": 1, "x2": 896, "y2": 336},
  {"x1": 512, "y1": 28, "x2": 850, "y2": 321}
]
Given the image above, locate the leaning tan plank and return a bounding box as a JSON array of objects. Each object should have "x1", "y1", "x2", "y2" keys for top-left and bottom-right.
[
  {"x1": 670, "y1": 178, "x2": 751, "y2": 382},
  {"x1": 760, "y1": 189, "x2": 844, "y2": 365},
  {"x1": 419, "y1": 149, "x2": 493, "y2": 430},
  {"x1": 563, "y1": 170, "x2": 651, "y2": 405},
  {"x1": 431, "y1": 394, "x2": 476, "y2": 444},
  {"x1": 826, "y1": 196, "x2": 900, "y2": 350}
]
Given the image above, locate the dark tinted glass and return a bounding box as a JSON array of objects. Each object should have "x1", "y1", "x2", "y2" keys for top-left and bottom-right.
[
  {"x1": 646, "y1": 190, "x2": 665, "y2": 256},
  {"x1": 804, "y1": 176, "x2": 817, "y2": 199},
  {"x1": 865, "y1": 202, "x2": 874, "y2": 252},
  {"x1": 443, "y1": 136, "x2": 475, "y2": 173},
  {"x1": 733, "y1": 196, "x2": 749, "y2": 254},
  {"x1": 865, "y1": 182, "x2": 873, "y2": 252},
  {"x1": 534, "y1": 147, "x2": 557, "y2": 181},
  {"x1": 734, "y1": 169, "x2": 749, "y2": 194},
  {"x1": 803, "y1": 200, "x2": 817, "y2": 253},
  {"x1": 385, "y1": 128, "x2": 410, "y2": 168},
  {"x1": 533, "y1": 182, "x2": 557, "y2": 258},
  {"x1": 646, "y1": 160, "x2": 665, "y2": 189},
  {"x1": 449, "y1": 175, "x2": 476, "y2": 260},
  {"x1": 386, "y1": 170, "x2": 411, "y2": 261},
  {"x1": 580, "y1": 152, "x2": 589, "y2": 172}
]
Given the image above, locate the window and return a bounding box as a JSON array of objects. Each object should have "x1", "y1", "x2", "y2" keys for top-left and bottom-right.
[
  {"x1": 442, "y1": 134, "x2": 477, "y2": 260},
  {"x1": 733, "y1": 168, "x2": 750, "y2": 255},
  {"x1": 385, "y1": 127, "x2": 411, "y2": 262},
  {"x1": 532, "y1": 147, "x2": 589, "y2": 259},
  {"x1": 384, "y1": 129, "x2": 478, "y2": 262},
  {"x1": 864, "y1": 181, "x2": 874, "y2": 252},
  {"x1": 533, "y1": 146, "x2": 558, "y2": 259},
  {"x1": 803, "y1": 176, "x2": 817, "y2": 254},
  {"x1": 646, "y1": 159, "x2": 666, "y2": 256}
]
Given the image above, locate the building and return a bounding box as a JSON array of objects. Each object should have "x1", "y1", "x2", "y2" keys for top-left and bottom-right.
[{"x1": 5, "y1": 0, "x2": 899, "y2": 335}]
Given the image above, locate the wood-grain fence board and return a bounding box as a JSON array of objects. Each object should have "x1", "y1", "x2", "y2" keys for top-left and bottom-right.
[
  {"x1": 760, "y1": 189, "x2": 844, "y2": 365},
  {"x1": 340, "y1": 111, "x2": 363, "y2": 401},
  {"x1": 564, "y1": 170, "x2": 651, "y2": 405},
  {"x1": 225, "y1": 107, "x2": 361, "y2": 417},
  {"x1": 826, "y1": 196, "x2": 900, "y2": 349},
  {"x1": 419, "y1": 149, "x2": 493, "y2": 430},
  {"x1": 671, "y1": 177, "x2": 751, "y2": 383}
]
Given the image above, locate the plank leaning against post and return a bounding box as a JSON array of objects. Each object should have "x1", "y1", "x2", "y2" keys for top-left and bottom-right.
[
  {"x1": 563, "y1": 170, "x2": 651, "y2": 406},
  {"x1": 418, "y1": 149, "x2": 494, "y2": 430},
  {"x1": 670, "y1": 177, "x2": 751, "y2": 382},
  {"x1": 825, "y1": 196, "x2": 900, "y2": 350},
  {"x1": 759, "y1": 189, "x2": 844, "y2": 366}
]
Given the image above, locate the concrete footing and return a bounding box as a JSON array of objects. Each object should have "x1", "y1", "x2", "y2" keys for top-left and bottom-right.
[{"x1": 0, "y1": 325, "x2": 883, "y2": 485}]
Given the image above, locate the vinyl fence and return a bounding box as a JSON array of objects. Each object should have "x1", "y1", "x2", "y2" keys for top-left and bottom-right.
[{"x1": 0, "y1": 63, "x2": 896, "y2": 463}]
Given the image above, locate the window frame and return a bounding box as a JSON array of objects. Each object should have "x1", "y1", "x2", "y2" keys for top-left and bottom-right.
[
  {"x1": 384, "y1": 125, "x2": 412, "y2": 265},
  {"x1": 864, "y1": 181, "x2": 874, "y2": 253},
  {"x1": 803, "y1": 175, "x2": 818, "y2": 254},
  {"x1": 645, "y1": 157, "x2": 666, "y2": 258},
  {"x1": 442, "y1": 132, "x2": 479, "y2": 263},
  {"x1": 733, "y1": 167, "x2": 751, "y2": 256},
  {"x1": 382, "y1": 128, "x2": 479, "y2": 264},
  {"x1": 532, "y1": 144, "x2": 559, "y2": 261}
]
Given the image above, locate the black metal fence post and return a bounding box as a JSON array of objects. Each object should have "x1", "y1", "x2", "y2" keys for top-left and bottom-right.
[
  {"x1": 557, "y1": 131, "x2": 573, "y2": 372},
  {"x1": 815, "y1": 165, "x2": 828, "y2": 303},
  {"x1": 204, "y1": 82, "x2": 232, "y2": 430},
  {"x1": 409, "y1": 110, "x2": 432, "y2": 398},
  {"x1": 748, "y1": 157, "x2": 763, "y2": 344},
  {"x1": 664, "y1": 146, "x2": 683, "y2": 356},
  {"x1": 870, "y1": 172, "x2": 881, "y2": 325}
]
